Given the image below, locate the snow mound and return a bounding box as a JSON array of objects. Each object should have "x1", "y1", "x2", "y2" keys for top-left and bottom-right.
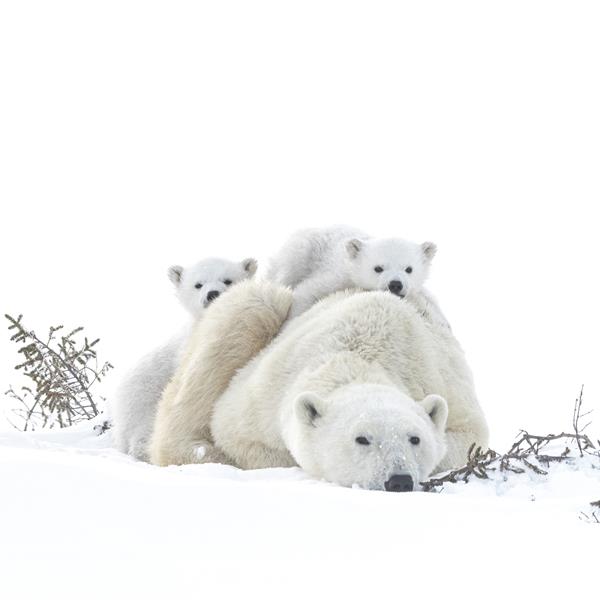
[{"x1": 0, "y1": 419, "x2": 598, "y2": 599}]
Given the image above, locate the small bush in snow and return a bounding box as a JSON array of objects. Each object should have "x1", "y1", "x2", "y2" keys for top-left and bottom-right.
[{"x1": 4, "y1": 313, "x2": 113, "y2": 431}]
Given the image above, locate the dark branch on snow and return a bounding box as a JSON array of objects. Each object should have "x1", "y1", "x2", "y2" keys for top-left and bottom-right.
[{"x1": 422, "y1": 387, "x2": 598, "y2": 494}]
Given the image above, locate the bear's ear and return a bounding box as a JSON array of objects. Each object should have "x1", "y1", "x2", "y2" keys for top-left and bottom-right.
[
  {"x1": 346, "y1": 238, "x2": 364, "y2": 259},
  {"x1": 294, "y1": 392, "x2": 325, "y2": 427},
  {"x1": 421, "y1": 242, "x2": 437, "y2": 262},
  {"x1": 421, "y1": 394, "x2": 448, "y2": 432},
  {"x1": 168, "y1": 265, "x2": 184, "y2": 286},
  {"x1": 241, "y1": 257, "x2": 258, "y2": 276}
]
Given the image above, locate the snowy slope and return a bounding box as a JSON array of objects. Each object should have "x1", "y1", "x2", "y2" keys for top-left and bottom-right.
[{"x1": 1, "y1": 418, "x2": 597, "y2": 600}]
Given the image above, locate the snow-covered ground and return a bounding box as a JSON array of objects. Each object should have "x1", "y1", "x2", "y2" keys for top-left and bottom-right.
[
  {"x1": 1, "y1": 418, "x2": 597, "y2": 599},
  {"x1": 2, "y1": 1, "x2": 600, "y2": 597}
]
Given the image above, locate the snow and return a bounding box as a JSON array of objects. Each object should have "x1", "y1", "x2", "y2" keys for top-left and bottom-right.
[
  {"x1": 2, "y1": 1, "x2": 600, "y2": 597},
  {"x1": 1, "y1": 418, "x2": 597, "y2": 599}
]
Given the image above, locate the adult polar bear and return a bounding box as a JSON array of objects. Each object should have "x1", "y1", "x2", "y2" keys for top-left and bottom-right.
[{"x1": 150, "y1": 281, "x2": 488, "y2": 489}]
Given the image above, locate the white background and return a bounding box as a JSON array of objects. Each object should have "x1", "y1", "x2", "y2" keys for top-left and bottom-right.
[{"x1": 1, "y1": 1, "x2": 599, "y2": 444}]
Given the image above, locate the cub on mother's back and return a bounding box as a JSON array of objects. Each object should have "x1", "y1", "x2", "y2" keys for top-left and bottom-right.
[{"x1": 267, "y1": 225, "x2": 445, "y2": 323}]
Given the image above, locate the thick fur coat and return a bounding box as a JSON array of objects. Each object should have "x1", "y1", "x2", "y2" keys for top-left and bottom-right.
[
  {"x1": 149, "y1": 280, "x2": 293, "y2": 466},
  {"x1": 149, "y1": 281, "x2": 488, "y2": 488}
]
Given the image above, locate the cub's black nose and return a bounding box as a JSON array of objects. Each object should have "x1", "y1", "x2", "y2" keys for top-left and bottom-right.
[
  {"x1": 206, "y1": 290, "x2": 221, "y2": 303},
  {"x1": 388, "y1": 280, "x2": 404, "y2": 296},
  {"x1": 385, "y1": 474, "x2": 414, "y2": 492}
]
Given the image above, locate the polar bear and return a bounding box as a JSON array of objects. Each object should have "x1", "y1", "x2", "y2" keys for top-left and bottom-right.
[
  {"x1": 267, "y1": 225, "x2": 447, "y2": 325},
  {"x1": 149, "y1": 281, "x2": 488, "y2": 490},
  {"x1": 111, "y1": 257, "x2": 257, "y2": 461}
]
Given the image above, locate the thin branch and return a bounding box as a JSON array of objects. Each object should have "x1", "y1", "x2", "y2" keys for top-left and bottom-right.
[
  {"x1": 3, "y1": 313, "x2": 113, "y2": 431},
  {"x1": 423, "y1": 388, "x2": 598, "y2": 492}
]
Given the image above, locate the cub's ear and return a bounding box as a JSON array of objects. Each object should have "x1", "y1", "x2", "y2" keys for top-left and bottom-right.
[
  {"x1": 241, "y1": 257, "x2": 258, "y2": 276},
  {"x1": 294, "y1": 392, "x2": 325, "y2": 427},
  {"x1": 168, "y1": 265, "x2": 184, "y2": 286},
  {"x1": 421, "y1": 242, "x2": 437, "y2": 262},
  {"x1": 421, "y1": 394, "x2": 448, "y2": 432},
  {"x1": 346, "y1": 238, "x2": 364, "y2": 259}
]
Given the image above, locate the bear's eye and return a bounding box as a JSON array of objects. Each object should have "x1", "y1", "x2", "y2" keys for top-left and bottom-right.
[
  {"x1": 195, "y1": 283, "x2": 203, "y2": 289},
  {"x1": 409, "y1": 436, "x2": 420, "y2": 445},
  {"x1": 355, "y1": 436, "x2": 371, "y2": 446},
  {"x1": 405, "y1": 267, "x2": 413, "y2": 274},
  {"x1": 224, "y1": 279, "x2": 232, "y2": 286},
  {"x1": 374, "y1": 266, "x2": 384, "y2": 273}
]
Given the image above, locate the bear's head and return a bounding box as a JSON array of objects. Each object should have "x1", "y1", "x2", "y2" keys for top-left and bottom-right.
[
  {"x1": 168, "y1": 257, "x2": 257, "y2": 318},
  {"x1": 290, "y1": 384, "x2": 447, "y2": 491},
  {"x1": 345, "y1": 237, "x2": 436, "y2": 299}
]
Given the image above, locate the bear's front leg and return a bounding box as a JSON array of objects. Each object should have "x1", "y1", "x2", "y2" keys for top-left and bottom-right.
[
  {"x1": 149, "y1": 280, "x2": 293, "y2": 467},
  {"x1": 190, "y1": 441, "x2": 237, "y2": 466},
  {"x1": 218, "y1": 438, "x2": 296, "y2": 471}
]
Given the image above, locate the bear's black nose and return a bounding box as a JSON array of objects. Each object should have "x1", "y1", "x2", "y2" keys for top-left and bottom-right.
[
  {"x1": 385, "y1": 474, "x2": 414, "y2": 492},
  {"x1": 388, "y1": 280, "x2": 404, "y2": 296},
  {"x1": 206, "y1": 290, "x2": 221, "y2": 303}
]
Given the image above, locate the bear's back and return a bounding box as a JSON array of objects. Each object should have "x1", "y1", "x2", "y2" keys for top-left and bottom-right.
[{"x1": 263, "y1": 290, "x2": 474, "y2": 414}]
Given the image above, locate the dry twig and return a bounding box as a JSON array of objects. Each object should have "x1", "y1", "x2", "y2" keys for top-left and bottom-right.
[
  {"x1": 422, "y1": 388, "x2": 598, "y2": 492},
  {"x1": 579, "y1": 500, "x2": 600, "y2": 524}
]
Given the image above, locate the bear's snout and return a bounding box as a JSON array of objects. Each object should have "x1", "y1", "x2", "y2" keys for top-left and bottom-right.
[
  {"x1": 384, "y1": 473, "x2": 414, "y2": 492},
  {"x1": 388, "y1": 280, "x2": 404, "y2": 296},
  {"x1": 206, "y1": 290, "x2": 221, "y2": 303}
]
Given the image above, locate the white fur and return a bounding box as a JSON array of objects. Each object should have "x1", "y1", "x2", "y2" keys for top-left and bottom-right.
[
  {"x1": 111, "y1": 257, "x2": 257, "y2": 461},
  {"x1": 168, "y1": 257, "x2": 257, "y2": 318},
  {"x1": 267, "y1": 226, "x2": 448, "y2": 326},
  {"x1": 149, "y1": 280, "x2": 293, "y2": 467},
  {"x1": 151, "y1": 281, "x2": 489, "y2": 491},
  {"x1": 287, "y1": 387, "x2": 448, "y2": 490}
]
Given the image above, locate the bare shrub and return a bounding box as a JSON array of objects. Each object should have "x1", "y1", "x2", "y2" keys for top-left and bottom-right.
[
  {"x1": 423, "y1": 387, "x2": 598, "y2": 492},
  {"x1": 4, "y1": 314, "x2": 113, "y2": 431}
]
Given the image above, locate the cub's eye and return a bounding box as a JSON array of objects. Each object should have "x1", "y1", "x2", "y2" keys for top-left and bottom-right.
[
  {"x1": 374, "y1": 266, "x2": 384, "y2": 273},
  {"x1": 355, "y1": 436, "x2": 371, "y2": 446},
  {"x1": 405, "y1": 267, "x2": 413, "y2": 274},
  {"x1": 224, "y1": 279, "x2": 232, "y2": 286},
  {"x1": 409, "y1": 436, "x2": 420, "y2": 445},
  {"x1": 194, "y1": 283, "x2": 203, "y2": 289}
]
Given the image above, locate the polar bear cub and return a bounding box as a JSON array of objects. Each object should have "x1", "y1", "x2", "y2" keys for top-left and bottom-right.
[
  {"x1": 267, "y1": 226, "x2": 442, "y2": 320},
  {"x1": 111, "y1": 257, "x2": 257, "y2": 461},
  {"x1": 167, "y1": 257, "x2": 258, "y2": 318}
]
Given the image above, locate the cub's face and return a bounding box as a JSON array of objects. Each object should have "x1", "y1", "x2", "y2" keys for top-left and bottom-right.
[
  {"x1": 346, "y1": 238, "x2": 436, "y2": 298},
  {"x1": 168, "y1": 257, "x2": 257, "y2": 318},
  {"x1": 291, "y1": 385, "x2": 447, "y2": 491}
]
